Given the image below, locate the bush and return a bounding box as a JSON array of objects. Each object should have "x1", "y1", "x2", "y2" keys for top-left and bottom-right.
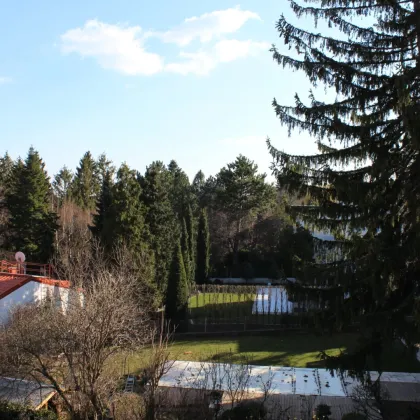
[
  {"x1": 221, "y1": 401, "x2": 266, "y2": 419},
  {"x1": 341, "y1": 413, "x2": 367, "y2": 420},
  {"x1": 315, "y1": 403, "x2": 331, "y2": 420},
  {"x1": 0, "y1": 401, "x2": 57, "y2": 420}
]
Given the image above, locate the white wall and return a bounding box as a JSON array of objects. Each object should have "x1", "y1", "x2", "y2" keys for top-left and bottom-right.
[{"x1": 0, "y1": 281, "x2": 81, "y2": 324}]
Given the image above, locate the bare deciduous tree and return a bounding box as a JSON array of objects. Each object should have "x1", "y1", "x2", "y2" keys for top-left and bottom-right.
[
  {"x1": 351, "y1": 373, "x2": 389, "y2": 420},
  {"x1": 53, "y1": 200, "x2": 93, "y2": 280},
  {"x1": 0, "y1": 246, "x2": 155, "y2": 420}
]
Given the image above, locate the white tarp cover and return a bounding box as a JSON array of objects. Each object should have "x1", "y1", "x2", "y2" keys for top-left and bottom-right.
[
  {"x1": 252, "y1": 287, "x2": 293, "y2": 314},
  {"x1": 158, "y1": 361, "x2": 420, "y2": 398}
]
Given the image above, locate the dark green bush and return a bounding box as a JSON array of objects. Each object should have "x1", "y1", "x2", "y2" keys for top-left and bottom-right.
[
  {"x1": 0, "y1": 401, "x2": 57, "y2": 420},
  {"x1": 341, "y1": 413, "x2": 367, "y2": 420},
  {"x1": 315, "y1": 403, "x2": 332, "y2": 420},
  {"x1": 220, "y1": 401, "x2": 266, "y2": 419}
]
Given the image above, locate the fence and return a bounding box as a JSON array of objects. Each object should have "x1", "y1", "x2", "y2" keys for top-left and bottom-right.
[
  {"x1": 0, "y1": 260, "x2": 56, "y2": 278},
  {"x1": 186, "y1": 285, "x2": 326, "y2": 333}
]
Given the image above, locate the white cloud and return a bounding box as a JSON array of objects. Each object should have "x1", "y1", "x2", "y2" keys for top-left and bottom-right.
[
  {"x1": 0, "y1": 76, "x2": 12, "y2": 85},
  {"x1": 221, "y1": 135, "x2": 266, "y2": 146},
  {"x1": 59, "y1": 7, "x2": 267, "y2": 76},
  {"x1": 152, "y1": 5, "x2": 260, "y2": 46},
  {"x1": 166, "y1": 39, "x2": 269, "y2": 75},
  {"x1": 60, "y1": 19, "x2": 163, "y2": 75}
]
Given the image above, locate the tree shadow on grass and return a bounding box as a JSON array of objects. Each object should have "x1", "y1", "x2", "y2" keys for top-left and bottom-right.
[{"x1": 188, "y1": 300, "x2": 254, "y2": 320}]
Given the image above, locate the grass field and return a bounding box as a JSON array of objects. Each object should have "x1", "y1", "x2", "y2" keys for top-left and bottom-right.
[
  {"x1": 120, "y1": 333, "x2": 420, "y2": 375},
  {"x1": 188, "y1": 292, "x2": 256, "y2": 319}
]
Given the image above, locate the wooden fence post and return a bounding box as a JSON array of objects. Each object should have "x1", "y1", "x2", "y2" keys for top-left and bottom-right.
[{"x1": 204, "y1": 317, "x2": 207, "y2": 333}]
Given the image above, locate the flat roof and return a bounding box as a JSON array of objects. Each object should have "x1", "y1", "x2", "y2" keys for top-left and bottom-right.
[
  {"x1": 0, "y1": 377, "x2": 56, "y2": 410},
  {"x1": 158, "y1": 361, "x2": 420, "y2": 402}
]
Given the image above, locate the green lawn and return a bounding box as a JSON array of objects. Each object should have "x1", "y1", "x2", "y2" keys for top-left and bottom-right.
[
  {"x1": 188, "y1": 292, "x2": 255, "y2": 319},
  {"x1": 121, "y1": 333, "x2": 420, "y2": 375}
]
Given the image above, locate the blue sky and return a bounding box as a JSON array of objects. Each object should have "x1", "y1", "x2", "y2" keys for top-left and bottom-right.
[{"x1": 0, "y1": 0, "x2": 322, "y2": 181}]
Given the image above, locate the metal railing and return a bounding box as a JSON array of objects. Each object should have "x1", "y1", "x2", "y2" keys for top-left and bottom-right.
[{"x1": 0, "y1": 260, "x2": 56, "y2": 278}]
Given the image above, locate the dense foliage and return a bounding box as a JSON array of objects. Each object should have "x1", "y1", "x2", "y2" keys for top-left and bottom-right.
[
  {"x1": 4, "y1": 148, "x2": 58, "y2": 262},
  {"x1": 165, "y1": 239, "x2": 189, "y2": 319},
  {"x1": 0, "y1": 147, "x2": 316, "y2": 317},
  {"x1": 268, "y1": 0, "x2": 420, "y2": 357}
]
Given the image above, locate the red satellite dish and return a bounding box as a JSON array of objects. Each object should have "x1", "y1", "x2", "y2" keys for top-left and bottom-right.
[{"x1": 15, "y1": 251, "x2": 26, "y2": 263}]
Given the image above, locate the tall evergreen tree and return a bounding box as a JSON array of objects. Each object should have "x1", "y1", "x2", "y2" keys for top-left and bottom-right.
[
  {"x1": 72, "y1": 151, "x2": 100, "y2": 211},
  {"x1": 185, "y1": 205, "x2": 196, "y2": 284},
  {"x1": 195, "y1": 208, "x2": 210, "y2": 284},
  {"x1": 0, "y1": 152, "x2": 13, "y2": 193},
  {"x1": 140, "y1": 161, "x2": 178, "y2": 290},
  {"x1": 5, "y1": 148, "x2": 58, "y2": 262},
  {"x1": 0, "y1": 153, "x2": 14, "y2": 246},
  {"x1": 96, "y1": 153, "x2": 115, "y2": 184},
  {"x1": 110, "y1": 163, "x2": 147, "y2": 251},
  {"x1": 165, "y1": 239, "x2": 188, "y2": 320},
  {"x1": 214, "y1": 155, "x2": 276, "y2": 265},
  {"x1": 168, "y1": 160, "x2": 194, "y2": 218},
  {"x1": 90, "y1": 169, "x2": 114, "y2": 250},
  {"x1": 180, "y1": 218, "x2": 191, "y2": 284},
  {"x1": 267, "y1": 1, "x2": 420, "y2": 354},
  {"x1": 53, "y1": 166, "x2": 74, "y2": 205}
]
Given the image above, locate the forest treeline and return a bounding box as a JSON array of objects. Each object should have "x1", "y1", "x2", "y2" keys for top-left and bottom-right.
[{"x1": 0, "y1": 149, "x2": 314, "y2": 298}]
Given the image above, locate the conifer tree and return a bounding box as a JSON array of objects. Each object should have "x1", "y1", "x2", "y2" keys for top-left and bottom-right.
[
  {"x1": 0, "y1": 153, "x2": 14, "y2": 244},
  {"x1": 0, "y1": 152, "x2": 13, "y2": 193},
  {"x1": 180, "y1": 218, "x2": 191, "y2": 284},
  {"x1": 214, "y1": 155, "x2": 276, "y2": 265},
  {"x1": 267, "y1": 1, "x2": 420, "y2": 346},
  {"x1": 111, "y1": 163, "x2": 147, "y2": 252},
  {"x1": 140, "y1": 161, "x2": 178, "y2": 290},
  {"x1": 168, "y1": 159, "x2": 194, "y2": 218},
  {"x1": 90, "y1": 169, "x2": 114, "y2": 250},
  {"x1": 185, "y1": 205, "x2": 196, "y2": 283},
  {"x1": 195, "y1": 208, "x2": 210, "y2": 284},
  {"x1": 53, "y1": 166, "x2": 74, "y2": 205},
  {"x1": 96, "y1": 153, "x2": 115, "y2": 184},
  {"x1": 165, "y1": 240, "x2": 188, "y2": 320},
  {"x1": 5, "y1": 148, "x2": 58, "y2": 262},
  {"x1": 72, "y1": 151, "x2": 100, "y2": 211}
]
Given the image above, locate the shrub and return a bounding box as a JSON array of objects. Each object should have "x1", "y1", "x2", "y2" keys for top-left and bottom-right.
[
  {"x1": 221, "y1": 401, "x2": 266, "y2": 419},
  {"x1": 0, "y1": 401, "x2": 57, "y2": 420},
  {"x1": 315, "y1": 403, "x2": 332, "y2": 420},
  {"x1": 341, "y1": 413, "x2": 367, "y2": 420}
]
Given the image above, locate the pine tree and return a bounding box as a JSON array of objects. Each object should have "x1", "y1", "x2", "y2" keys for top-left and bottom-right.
[
  {"x1": 180, "y1": 218, "x2": 191, "y2": 284},
  {"x1": 192, "y1": 170, "x2": 206, "y2": 208},
  {"x1": 53, "y1": 166, "x2": 74, "y2": 205},
  {"x1": 0, "y1": 153, "x2": 14, "y2": 244},
  {"x1": 72, "y1": 151, "x2": 100, "y2": 211},
  {"x1": 90, "y1": 169, "x2": 114, "y2": 250},
  {"x1": 111, "y1": 163, "x2": 147, "y2": 252},
  {"x1": 195, "y1": 208, "x2": 210, "y2": 284},
  {"x1": 168, "y1": 159, "x2": 194, "y2": 218},
  {"x1": 96, "y1": 153, "x2": 115, "y2": 184},
  {"x1": 214, "y1": 155, "x2": 276, "y2": 265},
  {"x1": 185, "y1": 205, "x2": 196, "y2": 283},
  {"x1": 0, "y1": 152, "x2": 13, "y2": 193},
  {"x1": 165, "y1": 240, "x2": 188, "y2": 320},
  {"x1": 267, "y1": 1, "x2": 420, "y2": 349},
  {"x1": 5, "y1": 148, "x2": 58, "y2": 262},
  {"x1": 140, "y1": 161, "x2": 178, "y2": 290}
]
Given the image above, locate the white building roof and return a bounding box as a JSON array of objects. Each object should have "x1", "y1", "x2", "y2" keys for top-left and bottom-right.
[{"x1": 158, "y1": 360, "x2": 420, "y2": 400}]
